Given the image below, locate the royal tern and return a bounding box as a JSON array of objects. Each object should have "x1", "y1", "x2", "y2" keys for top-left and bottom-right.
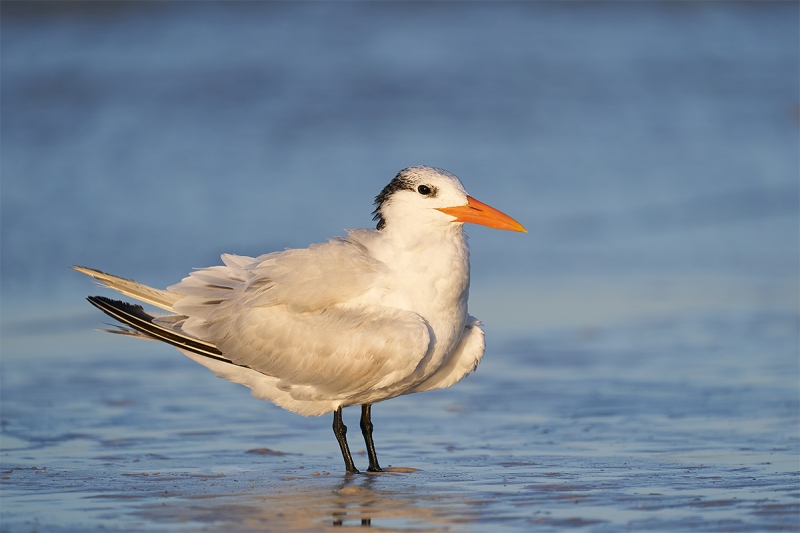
[{"x1": 74, "y1": 166, "x2": 526, "y2": 473}]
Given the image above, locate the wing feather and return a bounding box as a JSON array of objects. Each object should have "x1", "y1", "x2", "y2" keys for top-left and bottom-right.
[
  {"x1": 214, "y1": 303, "x2": 431, "y2": 400},
  {"x1": 163, "y1": 236, "x2": 431, "y2": 401}
]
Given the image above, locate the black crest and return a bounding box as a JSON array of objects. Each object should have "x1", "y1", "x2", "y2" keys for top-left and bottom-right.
[{"x1": 372, "y1": 170, "x2": 416, "y2": 230}]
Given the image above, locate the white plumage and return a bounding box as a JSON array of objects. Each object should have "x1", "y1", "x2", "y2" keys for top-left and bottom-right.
[{"x1": 75, "y1": 166, "x2": 525, "y2": 473}]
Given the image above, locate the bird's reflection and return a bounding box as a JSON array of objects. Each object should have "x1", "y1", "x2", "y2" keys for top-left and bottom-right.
[
  {"x1": 331, "y1": 514, "x2": 371, "y2": 528},
  {"x1": 130, "y1": 468, "x2": 463, "y2": 531},
  {"x1": 330, "y1": 473, "x2": 380, "y2": 527},
  {"x1": 332, "y1": 475, "x2": 380, "y2": 527}
]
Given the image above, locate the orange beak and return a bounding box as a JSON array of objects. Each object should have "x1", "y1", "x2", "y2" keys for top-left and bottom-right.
[{"x1": 436, "y1": 196, "x2": 527, "y2": 232}]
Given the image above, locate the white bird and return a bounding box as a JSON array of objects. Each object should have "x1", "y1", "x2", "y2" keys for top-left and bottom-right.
[{"x1": 74, "y1": 166, "x2": 526, "y2": 474}]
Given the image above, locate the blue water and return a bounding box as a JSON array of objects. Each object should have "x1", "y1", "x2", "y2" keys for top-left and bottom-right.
[{"x1": 1, "y1": 2, "x2": 798, "y2": 532}]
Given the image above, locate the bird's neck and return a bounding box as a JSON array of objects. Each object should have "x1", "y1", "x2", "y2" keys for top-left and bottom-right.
[{"x1": 377, "y1": 224, "x2": 471, "y2": 315}]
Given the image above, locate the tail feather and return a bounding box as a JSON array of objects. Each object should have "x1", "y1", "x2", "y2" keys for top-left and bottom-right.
[
  {"x1": 86, "y1": 296, "x2": 230, "y2": 363},
  {"x1": 72, "y1": 266, "x2": 181, "y2": 312}
]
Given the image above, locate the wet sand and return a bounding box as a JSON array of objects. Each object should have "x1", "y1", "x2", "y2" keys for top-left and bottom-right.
[{"x1": 2, "y1": 311, "x2": 797, "y2": 532}]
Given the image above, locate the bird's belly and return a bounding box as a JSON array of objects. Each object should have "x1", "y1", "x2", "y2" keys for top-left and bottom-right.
[
  {"x1": 343, "y1": 240, "x2": 471, "y2": 404},
  {"x1": 345, "y1": 290, "x2": 468, "y2": 405},
  {"x1": 362, "y1": 281, "x2": 467, "y2": 360}
]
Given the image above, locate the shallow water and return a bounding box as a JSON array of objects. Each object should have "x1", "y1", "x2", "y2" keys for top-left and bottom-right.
[
  {"x1": 2, "y1": 2, "x2": 799, "y2": 532},
  {"x1": 2, "y1": 311, "x2": 798, "y2": 532}
]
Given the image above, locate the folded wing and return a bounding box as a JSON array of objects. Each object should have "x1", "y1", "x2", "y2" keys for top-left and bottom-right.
[{"x1": 161, "y1": 237, "x2": 432, "y2": 401}]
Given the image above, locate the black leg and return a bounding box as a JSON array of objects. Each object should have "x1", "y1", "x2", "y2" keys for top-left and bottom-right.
[
  {"x1": 360, "y1": 404, "x2": 383, "y2": 472},
  {"x1": 333, "y1": 407, "x2": 359, "y2": 474}
]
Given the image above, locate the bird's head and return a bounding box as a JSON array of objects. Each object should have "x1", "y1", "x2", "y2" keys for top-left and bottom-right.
[{"x1": 372, "y1": 166, "x2": 527, "y2": 234}]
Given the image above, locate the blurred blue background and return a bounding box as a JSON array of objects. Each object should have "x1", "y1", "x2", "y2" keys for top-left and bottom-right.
[{"x1": 2, "y1": 1, "x2": 798, "y2": 351}]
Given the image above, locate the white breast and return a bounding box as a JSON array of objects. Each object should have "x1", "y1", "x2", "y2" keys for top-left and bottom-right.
[{"x1": 347, "y1": 225, "x2": 472, "y2": 392}]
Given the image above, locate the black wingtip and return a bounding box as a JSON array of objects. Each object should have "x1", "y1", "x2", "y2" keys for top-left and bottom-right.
[
  {"x1": 85, "y1": 295, "x2": 231, "y2": 363},
  {"x1": 87, "y1": 296, "x2": 154, "y2": 324}
]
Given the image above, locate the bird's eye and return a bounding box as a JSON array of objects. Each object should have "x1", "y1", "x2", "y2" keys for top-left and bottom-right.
[{"x1": 417, "y1": 184, "x2": 432, "y2": 196}]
